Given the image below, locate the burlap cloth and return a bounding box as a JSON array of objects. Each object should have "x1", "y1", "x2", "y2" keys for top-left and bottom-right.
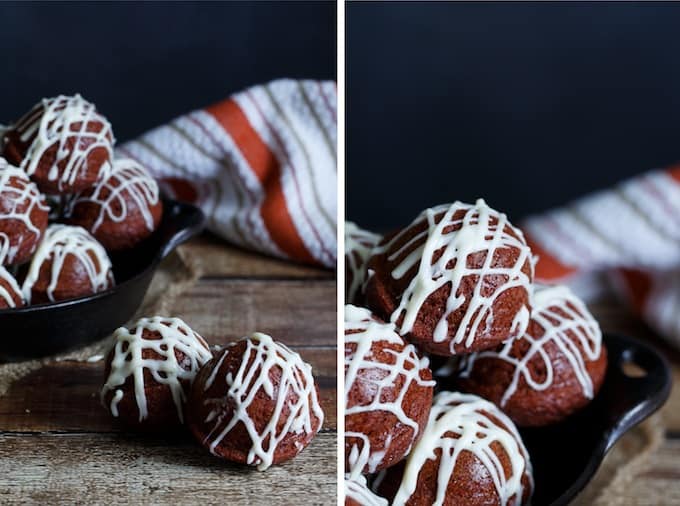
[
  {"x1": 0, "y1": 244, "x2": 203, "y2": 396},
  {"x1": 572, "y1": 414, "x2": 665, "y2": 505}
]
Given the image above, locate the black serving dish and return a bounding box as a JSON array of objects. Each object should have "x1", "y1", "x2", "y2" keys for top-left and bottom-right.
[
  {"x1": 521, "y1": 333, "x2": 671, "y2": 505},
  {"x1": 0, "y1": 198, "x2": 205, "y2": 361}
]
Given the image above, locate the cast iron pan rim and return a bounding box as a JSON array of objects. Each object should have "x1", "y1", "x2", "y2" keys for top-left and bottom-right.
[{"x1": 548, "y1": 332, "x2": 672, "y2": 506}]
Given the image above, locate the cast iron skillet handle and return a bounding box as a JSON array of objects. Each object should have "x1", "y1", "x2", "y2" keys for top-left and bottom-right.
[
  {"x1": 601, "y1": 333, "x2": 672, "y2": 453},
  {"x1": 157, "y1": 200, "x2": 206, "y2": 261}
]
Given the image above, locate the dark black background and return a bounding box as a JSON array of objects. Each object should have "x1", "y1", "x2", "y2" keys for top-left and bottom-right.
[
  {"x1": 347, "y1": 2, "x2": 680, "y2": 230},
  {"x1": 0, "y1": 1, "x2": 336, "y2": 141}
]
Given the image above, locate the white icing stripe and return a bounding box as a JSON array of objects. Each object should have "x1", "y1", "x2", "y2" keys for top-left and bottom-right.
[
  {"x1": 345, "y1": 475, "x2": 388, "y2": 506},
  {"x1": 65, "y1": 158, "x2": 160, "y2": 233},
  {"x1": 201, "y1": 332, "x2": 323, "y2": 471},
  {"x1": 236, "y1": 86, "x2": 335, "y2": 267},
  {"x1": 21, "y1": 224, "x2": 113, "y2": 303},
  {"x1": 0, "y1": 266, "x2": 21, "y2": 307},
  {"x1": 460, "y1": 284, "x2": 603, "y2": 404},
  {"x1": 394, "y1": 391, "x2": 532, "y2": 506},
  {"x1": 13, "y1": 94, "x2": 114, "y2": 192},
  {"x1": 344, "y1": 305, "x2": 434, "y2": 475},
  {"x1": 376, "y1": 199, "x2": 533, "y2": 351},
  {"x1": 0, "y1": 158, "x2": 49, "y2": 264},
  {"x1": 345, "y1": 222, "x2": 381, "y2": 303},
  {"x1": 101, "y1": 316, "x2": 212, "y2": 423}
]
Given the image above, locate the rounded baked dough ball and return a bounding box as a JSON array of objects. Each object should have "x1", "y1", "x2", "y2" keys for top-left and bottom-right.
[
  {"x1": 457, "y1": 284, "x2": 607, "y2": 427},
  {"x1": 365, "y1": 199, "x2": 534, "y2": 356},
  {"x1": 65, "y1": 158, "x2": 163, "y2": 251},
  {"x1": 21, "y1": 224, "x2": 114, "y2": 304},
  {"x1": 2, "y1": 94, "x2": 114, "y2": 194},
  {"x1": 187, "y1": 332, "x2": 324, "y2": 470},
  {"x1": 101, "y1": 316, "x2": 213, "y2": 427},
  {"x1": 0, "y1": 158, "x2": 49, "y2": 265},
  {"x1": 377, "y1": 391, "x2": 533, "y2": 506},
  {"x1": 345, "y1": 304, "x2": 434, "y2": 474}
]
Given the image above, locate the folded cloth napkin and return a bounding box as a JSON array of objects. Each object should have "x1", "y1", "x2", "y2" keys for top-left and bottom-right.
[
  {"x1": 522, "y1": 165, "x2": 680, "y2": 344},
  {"x1": 118, "y1": 79, "x2": 337, "y2": 269}
]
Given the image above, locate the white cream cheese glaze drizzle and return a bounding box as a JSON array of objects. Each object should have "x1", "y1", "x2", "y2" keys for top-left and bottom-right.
[
  {"x1": 21, "y1": 224, "x2": 114, "y2": 303},
  {"x1": 376, "y1": 199, "x2": 533, "y2": 352},
  {"x1": 0, "y1": 158, "x2": 48, "y2": 264},
  {"x1": 345, "y1": 304, "x2": 434, "y2": 476},
  {"x1": 12, "y1": 94, "x2": 114, "y2": 191},
  {"x1": 460, "y1": 284, "x2": 603, "y2": 406},
  {"x1": 393, "y1": 391, "x2": 532, "y2": 506},
  {"x1": 345, "y1": 221, "x2": 381, "y2": 303},
  {"x1": 65, "y1": 158, "x2": 160, "y2": 233},
  {"x1": 101, "y1": 316, "x2": 212, "y2": 423},
  {"x1": 201, "y1": 332, "x2": 324, "y2": 471},
  {"x1": 0, "y1": 266, "x2": 22, "y2": 307},
  {"x1": 345, "y1": 474, "x2": 388, "y2": 506}
]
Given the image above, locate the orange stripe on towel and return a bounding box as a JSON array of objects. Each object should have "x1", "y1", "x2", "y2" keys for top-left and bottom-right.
[
  {"x1": 205, "y1": 99, "x2": 316, "y2": 264},
  {"x1": 618, "y1": 268, "x2": 653, "y2": 314},
  {"x1": 525, "y1": 233, "x2": 579, "y2": 282},
  {"x1": 666, "y1": 164, "x2": 680, "y2": 184}
]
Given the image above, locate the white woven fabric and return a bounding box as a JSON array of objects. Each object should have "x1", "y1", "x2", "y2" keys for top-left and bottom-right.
[{"x1": 119, "y1": 79, "x2": 337, "y2": 268}]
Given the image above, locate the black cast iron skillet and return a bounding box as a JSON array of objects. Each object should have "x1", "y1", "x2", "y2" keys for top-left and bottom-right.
[
  {"x1": 521, "y1": 333, "x2": 671, "y2": 505},
  {"x1": 0, "y1": 198, "x2": 205, "y2": 361}
]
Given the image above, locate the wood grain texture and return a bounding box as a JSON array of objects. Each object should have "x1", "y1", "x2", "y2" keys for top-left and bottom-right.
[
  {"x1": 181, "y1": 234, "x2": 334, "y2": 279},
  {"x1": 171, "y1": 279, "x2": 336, "y2": 347},
  {"x1": 582, "y1": 436, "x2": 680, "y2": 505},
  {"x1": 0, "y1": 432, "x2": 336, "y2": 505},
  {"x1": 0, "y1": 353, "x2": 337, "y2": 433},
  {"x1": 0, "y1": 236, "x2": 338, "y2": 504}
]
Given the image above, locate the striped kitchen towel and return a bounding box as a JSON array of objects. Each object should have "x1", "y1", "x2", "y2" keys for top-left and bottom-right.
[
  {"x1": 522, "y1": 165, "x2": 680, "y2": 344},
  {"x1": 118, "y1": 79, "x2": 337, "y2": 269}
]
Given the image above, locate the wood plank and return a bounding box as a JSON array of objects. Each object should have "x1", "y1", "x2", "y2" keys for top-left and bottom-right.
[
  {"x1": 0, "y1": 352, "x2": 337, "y2": 433},
  {"x1": 181, "y1": 234, "x2": 334, "y2": 280},
  {"x1": 171, "y1": 279, "x2": 337, "y2": 347},
  {"x1": 0, "y1": 432, "x2": 336, "y2": 504}
]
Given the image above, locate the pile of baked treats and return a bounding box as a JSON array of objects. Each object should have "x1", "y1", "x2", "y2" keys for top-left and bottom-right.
[
  {"x1": 0, "y1": 94, "x2": 163, "y2": 308},
  {"x1": 0, "y1": 94, "x2": 325, "y2": 469},
  {"x1": 100, "y1": 316, "x2": 324, "y2": 470},
  {"x1": 344, "y1": 199, "x2": 607, "y2": 506}
]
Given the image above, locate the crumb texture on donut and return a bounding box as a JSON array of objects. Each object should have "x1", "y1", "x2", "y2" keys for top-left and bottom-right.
[
  {"x1": 3, "y1": 94, "x2": 114, "y2": 193},
  {"x1": 458, "y1": 284, "x2": 607, "y2": 426},
  {"x1": 391, "y1": 391, "x2": 533, "y2": 506},
  {"x1": 21, "y1": 224, "x2": 114, "y2": 304},
  {"x1": 367, "y1": 198, "x2": 534, "y2": 355},
  {"x1": 101, "y1": 316, "x2": 212, "y2": 424},
  {"x1": 0, "y1": 158, "x2": 49, "y2": 265},
  {"x1": 65, "y1": 157, "x2": 162, "y2": 250},
  {"x1": 345, "y1": 304, "x2": 434, "y2": 474},
  {"x1": 189, "y1": 332, "x2": 324, "y2": 471}
]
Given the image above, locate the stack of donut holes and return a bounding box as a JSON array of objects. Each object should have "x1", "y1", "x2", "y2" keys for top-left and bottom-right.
[
  {"x1": 0, "y1": 94, "x2": 164, "y2": 308},
  {"x1": 344, "y1": 199, "x2": 607, "y2": 505},
  {"x1": 100, "y1": 315, "x2": 324, "y2": 470}
]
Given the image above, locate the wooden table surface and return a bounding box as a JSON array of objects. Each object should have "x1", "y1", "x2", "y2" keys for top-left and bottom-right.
[{"x1": 0, "y1": 235, "x2": 337, "y2": 505}]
